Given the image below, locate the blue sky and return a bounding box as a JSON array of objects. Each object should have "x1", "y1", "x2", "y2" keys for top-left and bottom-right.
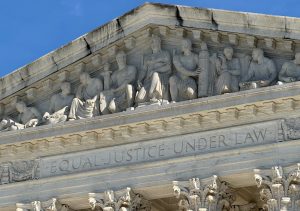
[{"x1": 0, "y1": 0, "x2": 300, "y2": 77}]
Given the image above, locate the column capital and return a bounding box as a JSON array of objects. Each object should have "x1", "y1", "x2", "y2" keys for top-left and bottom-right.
[
  {"x1": 254, "y1": 163, "x2": 300, "y2": 210},
  {"x1": 88, "y1": 187, "x2": 151, "y2": 211}
]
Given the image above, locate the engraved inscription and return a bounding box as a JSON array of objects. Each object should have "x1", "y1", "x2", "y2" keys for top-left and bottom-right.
[{"x1": 40, "y1": 121, "x2": 278, "y2": 178}]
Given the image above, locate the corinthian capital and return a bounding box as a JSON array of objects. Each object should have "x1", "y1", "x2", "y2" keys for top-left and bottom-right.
[
  {"x1": 172, "y1": 175, "x2": 237, "y2": 211},
  {"x1": 254, "y1": 163, "x2": 300, "y2": 210},
  {"x1": 88, "y1": 187, "x2": 150, "y2": 211},
  {"x1": 16, "y1": 198, "x2": 72, "y2": 211}
]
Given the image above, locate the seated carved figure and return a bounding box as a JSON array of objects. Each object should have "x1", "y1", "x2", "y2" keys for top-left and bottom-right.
[
  {"x1": 241, "y1": 48, "x2": 277, "y2": 89},
  {"x1": 68, "y1": 72, "x2": 103, "y2": 120},
  {"x1": 135, "y1": 35, "x2": 172, "y2": 105},
  {"x1": 43, "y1": 82, "x2": 74, "y2": 124},
  {"x1": 278, "y1": 52, "x2": 300, "y2": 83},
  {"x1": 0, "y1": 101, "x2": 42, "y2": 131},
  {"x1": 169, "y1": 39, "x2": 201, "y2": 102},
  {"x1": 215, "y1": 47, "x2": 241, "y2": 95},
  {"x1": 100, "y1": 51, "x2": 137, "y2": 114}
]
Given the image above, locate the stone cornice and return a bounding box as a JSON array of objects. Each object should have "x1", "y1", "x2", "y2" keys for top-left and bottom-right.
[
  {"x1": 1, "y1": 2, "x2": 300, "y2": 102},
  {"x1": 0, "y1": 82, "x2": 300, "y2": 162}
]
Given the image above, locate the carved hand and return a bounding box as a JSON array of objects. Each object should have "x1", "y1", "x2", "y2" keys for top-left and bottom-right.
[{"x1": 193, "y1": 68, "x2": 203, "y2": 76}]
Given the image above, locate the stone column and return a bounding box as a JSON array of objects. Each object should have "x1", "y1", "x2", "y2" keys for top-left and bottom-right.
[
  {"x1": 88, "y1": 187, "x2": 151, "y2": 211},
  {"x1": 16, "y1": 198, "x2": 73, "y2": 211},
  {"x1": 254, "y1": 163, "x2": 300, "y2": 211},
  {"x1": 172, "y1": 175, "x2": 256, "y2": 211}
]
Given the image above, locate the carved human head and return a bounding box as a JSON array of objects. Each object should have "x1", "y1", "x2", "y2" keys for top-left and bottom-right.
[
  {"x1": 294, "y1": 53, "x2": 300, "y2": 65},
  {"x1": 181, "y1": 38, "x2": 192, "y2": 52},
  {"x1": 61, "y1": 82, "x2": 71, "y2": 95},
  {"x1": 79, "y1": 72, "x2": 91, "y2": 85},
  {"x1": 252, "y1": 48, "x2": 264, "y2": 62},
  {"x1": 15, "y1": 101, "x2": 27, "y2": 113},
  {"x1": 224, "y1": 47, "x2": 234, "y2": 60},
  {"x1": 151, "y1": 34, "x2": 161, "y2": 52},
  {"x1": 116, "y1": 51, "x2": 127, "y2": 68}
]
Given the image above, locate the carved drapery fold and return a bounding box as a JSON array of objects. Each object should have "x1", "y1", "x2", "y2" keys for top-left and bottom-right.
[
  {"x1": 16, "y1": 198, "x2": 72, "y2": 211},
  {"x1": 254, "y1": 164, "x2": 300, "y2": 210},
  {"x1": 88, "y1": 187, "x2": 151, "y2": 211}
]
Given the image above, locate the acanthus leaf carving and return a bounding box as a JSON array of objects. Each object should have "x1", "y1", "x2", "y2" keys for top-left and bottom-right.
[
  {"x1": 254, "y1": 163, "x2": 300, "y2": 210},
  {"x1": 16, "y1": 198, "x2": 73, "y2": 211},
  {"x1": 89, "y1": 187, "x2": 150, "y2": 211},
  {"x1": 173, "y1": 176, "x2": 256, "y2": 211}
]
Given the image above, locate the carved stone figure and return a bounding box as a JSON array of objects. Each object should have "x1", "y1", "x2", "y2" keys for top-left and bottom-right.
[
  {"x1": 99, "y1": 51, "x2": 137, "y2": 114},
  {"x1": 170, "y1": 39, "x2": 201, "y2": 102},
  {"x1": 0, "y1": 101, "x2": 41, "y2": 131},
  {"x1": 215, "y1": 47, "x2": 241, "y2": 95},
  {"x1": 68, "y1": 72, "x2": 103, "y2": 120},
  {"x1": 278, "y1": 52, "x2": 300, "y2": 83},
  {"x1": 241, "y1": 48, "x2": 277, "y2": 90},
  {"x1": 43, "y1": 82, "x2": 74, "y2": 124},
  {"x1": 135, "y1": 35, "x2": 172, "y2": 105}
]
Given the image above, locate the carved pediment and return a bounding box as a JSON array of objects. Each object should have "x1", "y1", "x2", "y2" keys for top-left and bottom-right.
[{"x1": 0, "y1": 3, "x2": 299, "y2": 133}]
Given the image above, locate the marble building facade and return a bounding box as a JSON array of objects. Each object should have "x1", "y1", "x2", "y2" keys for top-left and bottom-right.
[{"x1": 1, "y1": 2, "x2": 300, "y2": 210}]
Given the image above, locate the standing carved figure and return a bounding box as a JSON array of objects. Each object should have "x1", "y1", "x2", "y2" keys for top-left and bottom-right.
[
  {"x1": 68, "y1": 72, "x2": 103, "y2": 120},
  {"x1": 0, "y1": 101, "x2": 41, "y2": 131},
  {"x1": 278, "y1": 52, "x2": 300, "y2": 83},
  {"x1": 135, "y1": 35, "x2": 172, "y2": 105},
  {"x1": 215, "y1": 47, "x2": 241, "y2": 95},
  {"x1": 43, "y1": 82, "x2": 74, "y2": 124},
  {"x1": 169, "y1": 39, "x2": 201, "y2": 102},
  {"x1": 242, "y1": 48, "x2": 277, "y2": 88},
  {"x1": 100, "y1": 51, "x2": 137, "y2": 114}
]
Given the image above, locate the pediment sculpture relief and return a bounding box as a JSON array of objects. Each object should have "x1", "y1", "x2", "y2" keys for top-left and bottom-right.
[
  {"x1": 278, "y1": 52, "x2": 300, "y2": 84},
  {"x1": 68, "y1": 72, "x2": 103, "y2": 120},
  {"x1": 43, "y1": 82, "x2": 74, "y2": 124},
  {"x1": 1, "y1": 33, "x2": 300, "y2": 132},
  {"x1": 135, "y1": 34, "x2": 171, "y2": 106},
  {"x1": 0, "y1": 101, "x2": 41, "y2": 131},
  {"x1": 240, "y1": 48, "x2": 277, "y2": 90},
  {"x1": 99, "y1": 50, "x2": 137, "y2": 114}
]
